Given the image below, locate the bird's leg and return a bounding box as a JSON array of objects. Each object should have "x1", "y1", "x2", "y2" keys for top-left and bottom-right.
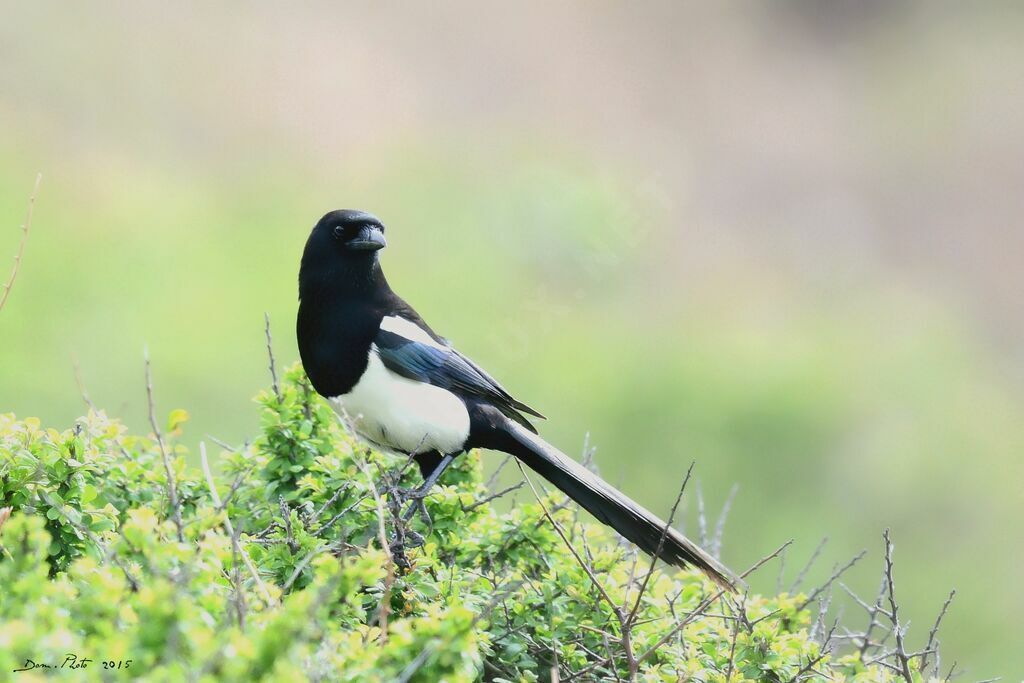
[{"x1": 400, "y1": 454, "x2": 455, "y2": 523}]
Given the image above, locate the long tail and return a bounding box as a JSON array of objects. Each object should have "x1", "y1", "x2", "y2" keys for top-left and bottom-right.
[{"x1": 499, "y1": 420, "x2": 738, "y2": 591}]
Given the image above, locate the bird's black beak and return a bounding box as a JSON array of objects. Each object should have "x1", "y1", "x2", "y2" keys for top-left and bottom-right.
[{"x1": 347, "y1": 225, "x2": 387, "y2": 251}]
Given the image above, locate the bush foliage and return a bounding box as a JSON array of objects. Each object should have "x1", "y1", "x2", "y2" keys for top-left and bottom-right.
[{"x1": 0, "y1": 365, "x2": 923, "y2": 681}]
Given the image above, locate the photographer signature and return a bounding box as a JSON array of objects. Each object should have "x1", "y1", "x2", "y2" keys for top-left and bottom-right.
[{"x1": 13, "y1": 654, "x2": 133, "y2": 673}]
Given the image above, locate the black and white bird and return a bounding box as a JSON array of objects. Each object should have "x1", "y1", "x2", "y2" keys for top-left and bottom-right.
[{"x1": 296, "y1": 209, "x2": 736, "y2": 589}]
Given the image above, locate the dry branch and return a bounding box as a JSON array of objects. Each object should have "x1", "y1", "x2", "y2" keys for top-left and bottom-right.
[
  {"x1": 145, "y1": 349, "x2": 184, "y2": 542},
  {"x1": 920, "y1": 589, "x2": 956, "y2": 676},
  {"x1": 0, "y1": 173, "x2": 41, "y2": 312},
  {"x1": 264, "y1": 312, "x2": 282, "y2": 401},
  {"x1": 882, "y1": 529, "x2": 914, "y2": 683},
  {"x1": 626, "y1": 461, "x2": 694, "y2": 627}
]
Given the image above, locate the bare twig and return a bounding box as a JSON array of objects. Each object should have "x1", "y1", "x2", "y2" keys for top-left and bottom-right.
[
  {"x1": 71, "y1": 353, "x2": 97, "y2": 411},
  {"x1": 215, "y1": 463, "x2": 255, "y2": 514},
  {"x1": 627, "y1": 462, "x2": 694, "y2": 626},
  {"x1": 0, "y1": 173, "x2": 41, "y2": 312},
  {"x1": 314, "y1": 491, "x2": 371, "y2": 538},
  {"x1": 621, "y1": 550, "x2": 640, "y2": 613},
  {"x1": 206, "y1": 434, "x2": 240, "y2": 452},
  {"x1": 724, "y1": 592, "x2": 747, "y2": 682},
  {"x1": 264, "y1": 312, "x2": 281, "y2": 401},
  {"x1": 580, "y1": 432, "x2": 598, "y2": 472},
  {"x1": 145, "y1": 349, "x2": 184, "y2": 542},
  {"x1": 776, "y1": 544, "x2": 788, "y2": 594},
  {"x1": 310, "y1": 484, "x2": 351, "y2": 523},
  {"x1": 919, "y1": 589, "x2": 955, "y2": 676},
  {"x1": 797, "y1": 550, "x2": 867, "y2": 611},
  {"x1": 853, "y1": 573, "x2": 890, "y2": 658},
  {"x1": 485, "y1": 454, "x2": 515, "y2": 490},
  {"x1": 201, "y1": 442, "x2": 275, "y2": 605},
  {"x1": 461, "y1": 482, "x2": 524, "y2": 513},
  {"x1": 790, "y1": 537, "x2": 828, "y2": 592},
  {"x1": 810, "y1": 589, "x2": 833, "y2": 642},
  {"x1": 882, "y1": 529, "x2": 914, "y2": 683}
]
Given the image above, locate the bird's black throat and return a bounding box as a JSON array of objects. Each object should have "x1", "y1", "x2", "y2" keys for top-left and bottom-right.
[{"x1": 297, "y1": 253, "x2": 391, "y2": 398}]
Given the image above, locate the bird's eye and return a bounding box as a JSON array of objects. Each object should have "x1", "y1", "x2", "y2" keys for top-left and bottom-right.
[{"x1": 332, "y1": 226, "x2": 345, "y2": 239}]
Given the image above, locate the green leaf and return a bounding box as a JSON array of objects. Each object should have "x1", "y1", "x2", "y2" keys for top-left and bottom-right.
[{"x1": 167, "y1": 408, "x2": 190, "y2": 433}]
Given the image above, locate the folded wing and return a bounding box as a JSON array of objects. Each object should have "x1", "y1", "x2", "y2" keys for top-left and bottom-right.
[{"x1": 375, "y1": 327, "x2": 544, "y2": 433}]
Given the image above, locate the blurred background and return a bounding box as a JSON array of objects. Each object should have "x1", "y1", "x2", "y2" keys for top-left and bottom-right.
[{"x1": 2, "y1": 2, "x2": 1022, "y2": 677}]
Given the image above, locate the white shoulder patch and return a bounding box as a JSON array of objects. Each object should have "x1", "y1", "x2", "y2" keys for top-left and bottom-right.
[{"x1": 380, "y1": 315, "x2": 445, "y2": 349}]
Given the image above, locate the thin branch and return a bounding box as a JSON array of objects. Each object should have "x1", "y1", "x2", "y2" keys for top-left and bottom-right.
[
  {"x1": 145, "y1": 349, "x2": 184, "y2": 542},
  {"x1": 920, "y1": 589, "x2": 955, "y2": 676},
  {"x1": 314, "y1": 491, "x2": 371, "y2": 538},
  {"x1": 724, "y1": 592, "x2": 747, "y2": 682},
  {"x1": 627, "y1": 461, "x2": 694, "y2": 626},
  {"x1": 310, "y1": 484, "x2": 351, "y2": 523},
  {"x1": 790, "y1": 537, "x2": 828, "y2": 592},
  {"x1": 485, "y1": 454, "x2": 515, "y2": 490},
  {"x1": 215, "y1": 463, "x2": 255, "y2": 514},
  {"x1": 856, "y1": 573, "x2": 891, "y2": 658},
  {"x1": 797, "y1": 550, "x2": 867, "y2": 611},
  {"x1": 201, "y1": 442, "x2": 275, "y2": 605},
  {"x1": 461, "y1": 481, "x2": 524, "y2": 513},
  {"x1": 883, "y1": 529, "x2": 914, "y2": 683},
  {"x1": 206, "y1": 434, "x2": 240, "y2": 452},
  {"x1": 776, "y1": 544, "x2": 788, "y2": 594},
  {"x1": 71, "y1": 352, "x2": 97, "y2": 411},
  {"x1": 580, "y1": 432, "x2": 598, "y2": 472},
  {"x1": 0, "y1": 172, "x2": 41, "y2": 312},
  {"x1": 264, "y1": 312, "x2": 281, "y2": 401},
  {"x1": 620, "y1": 549, "x2": 640, "y2": 613}
]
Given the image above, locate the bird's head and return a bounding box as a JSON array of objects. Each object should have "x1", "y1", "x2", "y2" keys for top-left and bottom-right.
[
  {"x1": 300, "y1": 210, "x2": 389, "y2": 296},
  {"x1": 313, "y1": 209, "x2": 387, "y2": 254}
]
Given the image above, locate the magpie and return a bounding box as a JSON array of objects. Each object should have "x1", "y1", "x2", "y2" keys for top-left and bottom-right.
[{"x1": 296, "y1": 209, "x2": 736, "y2": 589}]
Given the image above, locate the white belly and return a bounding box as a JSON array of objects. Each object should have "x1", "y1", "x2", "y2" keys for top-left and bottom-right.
[{"x1": 329, "y1": 348, "x2": 471, "y2": 455}]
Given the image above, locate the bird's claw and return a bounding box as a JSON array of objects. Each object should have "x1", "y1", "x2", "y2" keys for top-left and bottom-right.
[{"x1": 396, "y1": 484, "x2": 432, "y2": 502}]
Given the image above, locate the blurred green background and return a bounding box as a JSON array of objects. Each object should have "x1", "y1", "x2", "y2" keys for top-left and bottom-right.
[{"x1": 2, "y1": 3, "x2": 1023, "y2": 678}]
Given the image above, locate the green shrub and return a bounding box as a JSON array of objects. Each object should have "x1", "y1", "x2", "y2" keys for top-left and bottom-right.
[{"x1": 0, "y1": 365, "x2": 925, "y2": 681}]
